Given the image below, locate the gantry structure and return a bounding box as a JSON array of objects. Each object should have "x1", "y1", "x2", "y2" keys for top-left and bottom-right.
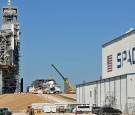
[{"x1": 0, "y1": 0, "x2": 20, "y2": 93}]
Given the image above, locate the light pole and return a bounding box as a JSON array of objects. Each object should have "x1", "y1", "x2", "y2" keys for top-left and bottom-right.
[{"x1": 83, "y1": 80, "x2": 85, "y2": 104}]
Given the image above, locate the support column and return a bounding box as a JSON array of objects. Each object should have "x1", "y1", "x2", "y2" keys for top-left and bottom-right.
[{"x1": 0, "y1": 70, "x2": 2, "y2": 94}]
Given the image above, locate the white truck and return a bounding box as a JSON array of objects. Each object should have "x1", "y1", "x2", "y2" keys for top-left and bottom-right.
[
  {"x1": 43, "y1": 104, "x2": 56, "y2": 113},
  {"x1": 72, "y1": 104, "x2": 93, "y2": 113},
  {"x1": 54, "y1": 85, "x2": 61, "y2": 93}
]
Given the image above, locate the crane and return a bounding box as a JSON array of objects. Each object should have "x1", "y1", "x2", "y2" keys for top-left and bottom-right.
[{"x1": 51, "y1": 64, "x2": 76, "y2": 94}]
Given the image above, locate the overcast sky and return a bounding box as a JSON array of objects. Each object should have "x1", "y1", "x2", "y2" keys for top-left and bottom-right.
[{"x1": 0, "y1": 0, "x2": 135, "y2": 91}]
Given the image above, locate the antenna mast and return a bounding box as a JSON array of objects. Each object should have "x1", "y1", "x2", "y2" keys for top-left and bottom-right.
[{"x1": 8, "y1": 0, "x2": 11, "y2": 6}]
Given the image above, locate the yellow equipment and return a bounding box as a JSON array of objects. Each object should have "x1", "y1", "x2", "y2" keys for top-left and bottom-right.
[{"x1": 51, "y1": 64, "x2": 76, "y2": 94}]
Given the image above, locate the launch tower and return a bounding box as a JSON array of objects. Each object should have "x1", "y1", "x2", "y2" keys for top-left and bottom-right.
[{"x1": 0, "y1": 0, "x2": 20, "y2": 93}]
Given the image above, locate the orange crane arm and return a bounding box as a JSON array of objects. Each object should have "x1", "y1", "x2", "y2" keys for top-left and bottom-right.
[
  {"x1": 51, "y1": 64, "x2": 76, "y2": 91},
  {"x1": 65, "y1": 79, "x2": 75, "y2": 91}
]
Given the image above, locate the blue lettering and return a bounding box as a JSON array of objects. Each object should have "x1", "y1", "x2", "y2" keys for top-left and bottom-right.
[
  {"x1": 122, "y1": 50, "x2": 127, "y2": 67},
  {"x1": 132, "y1": 47, "x2": 135, "y2": 64},
  {"x1": 117, "y1": 47, "x2": 135, "y2": 68},
  {"x1": 117, "y1": 53, "x2": 121, "y2": 68},
  {"x1": 128, "y1": 50, "x2": 132, "y2": 65}
]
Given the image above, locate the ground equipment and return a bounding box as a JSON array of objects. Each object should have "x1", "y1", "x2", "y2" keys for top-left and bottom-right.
[{"x1": 51, "y1": 64, "x2": 76, "y2": 94}]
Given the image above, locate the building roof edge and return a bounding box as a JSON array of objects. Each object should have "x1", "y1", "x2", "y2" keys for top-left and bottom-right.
[{"x1": 102, "y1": 29, "x2": 135, "y2": 48}]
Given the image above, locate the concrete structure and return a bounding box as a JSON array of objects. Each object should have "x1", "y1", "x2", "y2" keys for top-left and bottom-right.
[
  {"x1": 30, "y1": 79, "x2": 61, "y2": 94},
  {"x1": 76, "y1": 29, "x2": 135, "y2": 114},
  {"x1": 0, "y1": 0, "x2": 20, "y2": 93}
]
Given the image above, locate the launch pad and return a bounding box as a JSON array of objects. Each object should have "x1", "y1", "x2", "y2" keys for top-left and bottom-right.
[{"x1": 0, "y1": 0, "x2": 20, "y2": 93}]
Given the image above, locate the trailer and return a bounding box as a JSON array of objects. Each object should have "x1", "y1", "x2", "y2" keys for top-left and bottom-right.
[
  {"x1": 72, "y1": 104, "x2": 93, "y2": 113},
  {"x1": 43, "y1": 104, "x2": 56, "y2": 113}
]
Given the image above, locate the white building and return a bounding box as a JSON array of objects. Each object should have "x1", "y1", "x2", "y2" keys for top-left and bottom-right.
[{"x1": 76, "y1": 29, "x2": 135, "y2": 114}]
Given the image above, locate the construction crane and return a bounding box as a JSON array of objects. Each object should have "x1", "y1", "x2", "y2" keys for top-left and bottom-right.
[{"x1": 51, "y1": 64, "x2": 76, "y2": 94}]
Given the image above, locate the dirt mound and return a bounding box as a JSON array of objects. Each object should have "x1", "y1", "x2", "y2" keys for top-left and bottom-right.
[
  {"x1": 0, "y1": 93, "x2": 55, "y2": 112},
  {"x1": 59, "y1": 94, "x2": 76, "y2": 100}
]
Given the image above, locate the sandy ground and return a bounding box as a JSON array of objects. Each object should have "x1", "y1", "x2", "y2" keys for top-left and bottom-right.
[
  {"x1": 59, "y1": 94, "x2": 76, "y2": 100},
  {"x1": 39, "y1": 94, "x2": 75, "y2": 103},
  {"x1": 0, "y1": 93, "x2": 76, "y2": 113},
  {"x1": 0, "y1": 93, "x2": 55, "y2": 112}
]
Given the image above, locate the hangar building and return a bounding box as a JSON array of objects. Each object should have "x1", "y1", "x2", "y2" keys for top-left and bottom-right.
[{"x1": 76, "y1": 29, "x2": 135, "y2": 114}]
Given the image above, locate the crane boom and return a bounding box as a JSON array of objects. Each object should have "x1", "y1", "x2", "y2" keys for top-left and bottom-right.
[
  {"x1": 51, "y1": 64, "x2": 65, "y2": 80},
  {"x1": 51, "y1": 64, "x2": 76, "y2": 93}
]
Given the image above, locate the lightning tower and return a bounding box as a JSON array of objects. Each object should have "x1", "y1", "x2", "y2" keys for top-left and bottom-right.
[{"x1": 0, "y1": 0, "x2": 20, "y2": 93}]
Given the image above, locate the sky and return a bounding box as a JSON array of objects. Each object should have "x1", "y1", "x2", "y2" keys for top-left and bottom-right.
[{"x1": 0, "y1": 0, "x2": 135, "y2": 91}]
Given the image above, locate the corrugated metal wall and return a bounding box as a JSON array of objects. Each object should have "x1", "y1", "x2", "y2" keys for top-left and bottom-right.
[{"x1": 77, "y1": 74, "x2": 135, "y2": 114}]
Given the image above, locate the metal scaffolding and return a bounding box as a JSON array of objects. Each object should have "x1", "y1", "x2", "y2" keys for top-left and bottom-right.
[{"x1": 0, "y1": 0, "x2": 20, "y2": 93}]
